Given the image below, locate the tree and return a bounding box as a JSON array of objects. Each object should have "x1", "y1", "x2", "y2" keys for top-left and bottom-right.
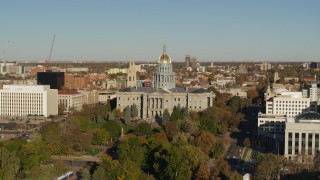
[
  {"x1": 121, "y1": 160, "x2": 142, "y2": 179},
  {"x1": 0, "y1": 147, "x2": 20, "y2": 180},
  {"x1": 254, "y1": 153, "x2": 286, "y2": 180},
  {"x1": 243, "y1": 138, "x2": 251, "y2": 148},
  {"x1": 162, "y1": 109, "x2": 171, "y2": 125},
  {"x1": 104, "y1": 120, "x2": 121, "y2": 140},
  {"x1": 164, "y1": 121, "x2": 178, "y2": 140},
  {"x1": 28, "y1": 132, "x2": 42, "y2": 143},
  {"x1": 199, "y1": 118, "x2": 219, "y2": 136},
  {"x1": 92, "y1": 155, "x2": 121, "y2": 180},
  {"x1": 182, "y1": 106, "x2": 190, "y2": 119},
  {"x1": 80, "y1": 168, "x2": 91, "y2": 180},
  {"x1": 113, "y1": 109, "x2": 123, "y2": 118},
  {"x1": 108, "y1": 112, "x2": 115, "y2": 121},
  {"x1": 118, "y1": 137, "x2": 147, "y2": 169},
  {"x1": 227, "y1": 96, "x2": 242, "y2": 114},
  {"x1": 189, "y1": 111, "x2": 200, "y2": 121},
  {"x1": 124, "y1": 106, "x2": 131, "y2": 118},
  {"x1": 40, "y1": 122, "x2": 63, "y2": 154},
  {"x1": 54, "y1": 160, "x2": 67, "y2": 175},
  {"x1": 247, "y1": 89, "x2": 258, "y2": 102},
  {"x1": 207, "y1": 86, "x2": 218, "y2": 93},
  {"x1": 131, "y1": 103, "x2": 138, "y2": 118},
  {"x1": 134, "y1": 122, "x2": 152, "y2": 136},
  {"x1": 180, "y1": 119, "x2": 200, "y2": 136},
  {"x1": 170, "y1": 104, "x2": 183, "y2": 122},
  {"x1": 92, "y1": 128, "x2": 110, "y2": 145},
  {"x1": 195, "y1": 164, "x2": 210, "y2": 180},
  {"x1": 194, "y1": 131, "x2": 216, "y2": 155},
  {"x1": 58, "y1": 104, "x2": 65, "y2": 115}
]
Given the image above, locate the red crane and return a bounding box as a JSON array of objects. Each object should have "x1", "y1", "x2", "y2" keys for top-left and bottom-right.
[{"x1": 45, "y1": 34, "x2": 55, "y2": 71}]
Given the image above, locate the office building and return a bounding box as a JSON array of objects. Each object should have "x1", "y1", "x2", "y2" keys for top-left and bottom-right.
[
  {"x1": 185, "y1": 55, "x2": 191, "y2": 67},
  {"x1": 37, "y1": 72, "x2": 64, "y2": 90},
  {"x1": 58, "y1": 91, "x2": 83, "y2": 112},
  {"x1": 0, "y1": 85, "x2": 58, "y2": 117}
]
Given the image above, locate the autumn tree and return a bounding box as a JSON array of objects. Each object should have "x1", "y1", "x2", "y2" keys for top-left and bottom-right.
[
  {"x1": 195, "y1": 164, "x2": 210, "y2": 180},
  {"x1": 92, "y1": 128, "x2": 110, "y2": 145},
  {"x1": 164, "y1": 121, "x2": 179, "y2": 140},
  {"x1": 0, "y1": 147, "x2": 20, "y2": 180},
  {"x1": 193, "y1": 131, "x2": 216, "y2": 155},
  {"x1": 254, "y1": 153, "x2": 286, "y2": 180},
  {"x1": 80, "y1": 168, "x2": 91, "y2": 180},
  {"x1": 247, "y1": 89, "x2": 258, "y2": 103}
]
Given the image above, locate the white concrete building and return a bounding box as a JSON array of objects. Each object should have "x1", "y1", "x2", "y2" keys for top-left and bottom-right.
[
  {"x1": 284, "y1": 112, "x2": 320, "y2": 160},
  {"x1": 0, "y1": 85, "x2": 58, "y2": 117},
  {"x1": 82, "y1": 90, "x2": 99, "y2": 104},
  {"x1": 265, "y1": 90, "x2": 311, "y2": 117},
  {"x1": 58, "y1": 91, "x2": 83, "y2": 112}
]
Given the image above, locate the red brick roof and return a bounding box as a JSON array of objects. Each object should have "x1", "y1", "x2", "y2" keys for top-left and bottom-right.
[{"x1": 58, "y1": 90, "x2": 80, "y2": 95}]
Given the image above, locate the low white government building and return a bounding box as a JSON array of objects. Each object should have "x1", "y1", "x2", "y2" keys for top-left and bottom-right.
[
  {"x1": 58, "y1": 91, "x2": 83, "y2": 112},
  {"x1": 284, "y1": 112, "x2": 320, "y2": 161},
  {"x1": 0, "y1": 85, "x2": 58, "y2": 117}
]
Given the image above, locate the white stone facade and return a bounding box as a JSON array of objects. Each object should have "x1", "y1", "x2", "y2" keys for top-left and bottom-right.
[
  {"x1": 284, "y1": 113, "x2": 320, "y2": 160},
  {"x1": 58, "y1": 92, "x2": 83, "y2": 112},
  {"x1": 117, "y1": 88, "x2": 215, "y2": 119},
  {"x1": 0, "y1": 85, "x2": 58, "y2": 117}
]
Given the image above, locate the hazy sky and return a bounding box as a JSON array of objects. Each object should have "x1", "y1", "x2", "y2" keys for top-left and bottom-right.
[{"x1": 0, "y1": 0, "x2": 319, "y2": 62}]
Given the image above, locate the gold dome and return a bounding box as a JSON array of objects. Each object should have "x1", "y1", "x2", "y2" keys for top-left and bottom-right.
[{"x1": 158, "y1": 45, "x2": 171, "y2": 63}]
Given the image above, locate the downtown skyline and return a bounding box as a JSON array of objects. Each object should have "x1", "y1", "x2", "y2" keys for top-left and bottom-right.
[{"x1": 0, "y1": 0, "x2": 319, "y2": 62}]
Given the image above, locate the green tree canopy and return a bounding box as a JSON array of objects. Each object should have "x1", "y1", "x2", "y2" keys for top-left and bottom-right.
[
  {"x1": 124, "y1": 106, "x2": 131, "y2": 119},
  {"x1": 162, "y1": 108, "x2": 171, "y2": 125},
  {"x1": 170, "y1": 104, "x2": 183, "y2": 122},
  {"x1": 0, "y1": 147, "x2": 20, "y2": 180},
  {"x1": 134, "y1": 122, "x2": 153, "y2": 136},
  {"x1": 92, "y1": 128, "x2": 110, "y2": 145},
  {"x1": 103, "y1": 120, "x2": 121, "y2": 141},
  {"x1": 131, "y1": 103, "x2": 139, "y2": 118}
]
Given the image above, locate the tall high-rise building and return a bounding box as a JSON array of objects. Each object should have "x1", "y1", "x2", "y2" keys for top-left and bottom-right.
[
  {"x1": 153, "y1": 45, "x2": 176, "y2": 90},
  {"x1": 191, "y1": 57, "x2": 197, "y2": 69},
  {"x1": 37, "y1": 72, "x2": 64, "y2": 90},
  {"x1": 185, "y1": 55, "x2": 191, "y2": 67}
]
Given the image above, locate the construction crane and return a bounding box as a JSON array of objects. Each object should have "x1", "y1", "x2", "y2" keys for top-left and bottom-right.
[{"x1": 45, "y1": 35, "x2": 55, "y2": 71}]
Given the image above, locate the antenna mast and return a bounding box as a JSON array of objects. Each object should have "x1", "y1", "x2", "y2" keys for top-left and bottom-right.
[{"x1": 45, "y1": 35, "x2": 55, "y2": 70}]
